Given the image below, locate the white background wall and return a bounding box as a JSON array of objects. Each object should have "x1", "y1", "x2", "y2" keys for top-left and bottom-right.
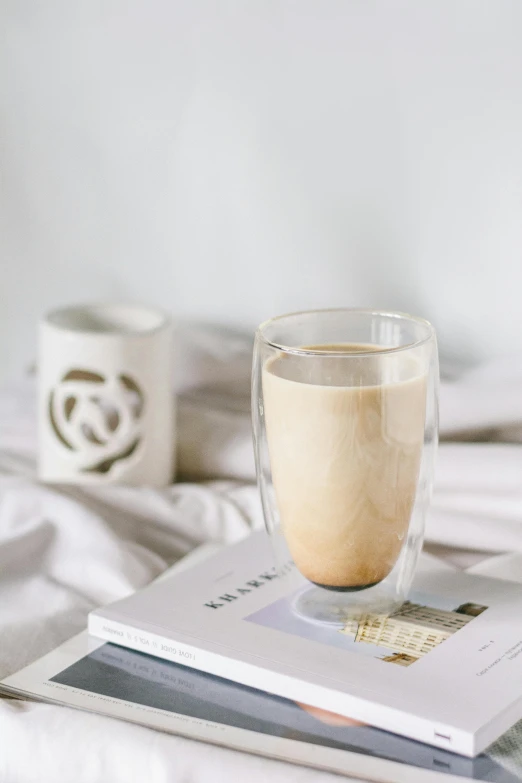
[{"x1": 1, "y1": 1, "x2": 522, "y2": 380}]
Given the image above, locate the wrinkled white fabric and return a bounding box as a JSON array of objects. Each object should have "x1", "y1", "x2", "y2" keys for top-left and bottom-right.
[
  {"x1": 1, "y1": 325, "x2": 522, "y2": 782},
  {"x1": 428, "y1": 444, "x2": 522, "y2": 553},
  {"x1": 1, "y1": 699, "x2": 358, "y2": 783}
]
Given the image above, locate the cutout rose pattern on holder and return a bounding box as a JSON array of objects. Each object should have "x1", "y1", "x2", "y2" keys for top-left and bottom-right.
[{"x1": 48, "y1": 369, "x2": 145, "y2": 474}]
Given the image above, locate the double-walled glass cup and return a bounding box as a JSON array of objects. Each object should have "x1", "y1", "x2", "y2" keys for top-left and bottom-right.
[{"x1": 252, "y1": 309, "x2": 438, "y2": 623}]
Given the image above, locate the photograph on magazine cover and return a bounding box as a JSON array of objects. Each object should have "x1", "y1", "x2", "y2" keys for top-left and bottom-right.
[
  {"x1": 246, "y1": 589, "x2": 489, "y2": 667},
  {"x1": 48, "y1": 641, "x2": 519, "y2": 782}
]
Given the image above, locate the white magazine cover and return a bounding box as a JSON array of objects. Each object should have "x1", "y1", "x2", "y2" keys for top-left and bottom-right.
[
  {"x1": 88, "y1": 531, "x2": 522, "y2": 757},
  {"x1": 2, "y1": 631, "x2": 522, "y2": 783}
]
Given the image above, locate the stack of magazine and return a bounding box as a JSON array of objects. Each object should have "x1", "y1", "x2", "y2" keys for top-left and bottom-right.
[{"x1": 2, "y1": 532, "x2": 522, "y2": 782}]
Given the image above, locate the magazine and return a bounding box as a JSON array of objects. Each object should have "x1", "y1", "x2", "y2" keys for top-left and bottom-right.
[
  {"x1": 88, "y1": 531, "x2": 522, "y2": 757},
  {"x1": 1, "y1": 631, "x2": 521, "y2": 783}
]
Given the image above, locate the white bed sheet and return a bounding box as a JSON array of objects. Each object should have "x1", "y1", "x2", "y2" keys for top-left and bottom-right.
[{"x1": 1, "y1": 325, "x2": 522, "y2": 782}]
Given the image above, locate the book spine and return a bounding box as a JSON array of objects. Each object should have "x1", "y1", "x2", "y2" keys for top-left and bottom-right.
[
  {"x1": 88, "y1": 612, "x2": 473, "y2": 757},
  {"x1": 88, "y1": 614, "x2": 204, "y2": 670},
  {"x1": 88, "y1": 613, "x2": 287, "y2": 695}
]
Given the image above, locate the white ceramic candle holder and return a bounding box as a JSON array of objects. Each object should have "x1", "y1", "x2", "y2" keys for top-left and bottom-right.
[{"x1": 38, "y1": 304, "x2": 175, "y2": 486}]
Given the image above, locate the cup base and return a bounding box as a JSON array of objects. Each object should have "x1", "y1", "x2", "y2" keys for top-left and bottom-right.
[
  {"x1": 310, "y1": 580, "x2": 380, "y2": 593},
  {"x1": 292, "y1": 583, "x2": 402, "y2": 626}
]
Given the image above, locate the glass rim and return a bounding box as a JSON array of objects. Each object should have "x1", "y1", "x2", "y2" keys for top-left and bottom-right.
[{"x1": 256, "y1": 308, "x2": 435, "y2": 357}]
